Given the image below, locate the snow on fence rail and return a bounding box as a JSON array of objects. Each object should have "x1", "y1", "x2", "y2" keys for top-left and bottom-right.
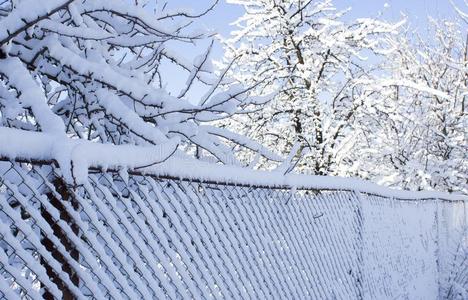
[{"x1": 0, "y1": 159, "x2": 466, "y2": 299}]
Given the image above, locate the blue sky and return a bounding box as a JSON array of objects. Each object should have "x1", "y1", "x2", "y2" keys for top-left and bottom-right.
[
  {"x1": 163, "y1": 0, "x2": 467, "y2": 102},
  {"x1": 175, "y1": 0, "x2": 466, "y2": 37}
]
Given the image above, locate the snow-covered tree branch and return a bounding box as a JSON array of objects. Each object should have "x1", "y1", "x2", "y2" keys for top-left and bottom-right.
[{"x1": 0, "y1": 0, "x2": 280, "y2": 183}]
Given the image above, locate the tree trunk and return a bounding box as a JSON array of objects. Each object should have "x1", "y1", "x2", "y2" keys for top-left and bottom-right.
[{"x1": 41, "y1": 177, "x2": 79, "y2": 300}]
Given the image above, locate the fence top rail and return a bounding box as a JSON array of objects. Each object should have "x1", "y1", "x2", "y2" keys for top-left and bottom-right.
[
  {"x1": 0, "y1": 127, "x2": 466, "y2": 202},
  {"x1": 139, "y1": 158, "x2": 467, "y2": 202},
  {"x1": 1, "y1": 156, "x2": 466, "y2": 202}
]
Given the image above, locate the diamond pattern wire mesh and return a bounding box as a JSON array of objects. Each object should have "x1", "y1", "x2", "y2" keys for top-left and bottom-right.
[{"x1": 0, "y1": 160, "x2": 466, "y2": 299}]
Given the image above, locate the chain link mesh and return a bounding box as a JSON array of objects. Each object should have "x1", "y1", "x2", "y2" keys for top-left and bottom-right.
[{"x1": 0, "y1": 161, "x2": 466, "y2": 299}]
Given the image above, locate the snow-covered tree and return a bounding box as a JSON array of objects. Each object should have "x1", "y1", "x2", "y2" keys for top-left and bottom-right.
[
  {"x1": 219, "y1": 0, "x2": 401, "y2": 175},
  {"x1": 353, "y1": 19, "x2": 468, "y2": 193},
  {"x1": 0, "y1": 0, "x2": 281, "y2": 183}
]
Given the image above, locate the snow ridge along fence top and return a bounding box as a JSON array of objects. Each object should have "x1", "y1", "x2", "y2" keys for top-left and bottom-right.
[
  {"x1": 0, "y1": 127, "x2": 465, "y2": 201},
  {"x1": 0, "y1": 159, "x2": 467, "y2": 299},
  {"x1": 0, "y1": 155, "x2": 465, "y2": 202}
]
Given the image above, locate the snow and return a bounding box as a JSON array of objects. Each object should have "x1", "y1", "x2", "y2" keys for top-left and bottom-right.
[
  {"x1": 0, "y1": 0, "x2": 72, "y2": 45},
  {"x1": 373, "y1": 79, "x2": 453, "y2": 100},
  {"x1": 0, "y1": 127, "x2": 178, "y2": 185},
  {"x1": 203, "y1": 125, "x2": 283, "y2": 162},
  {"x1": 1, "y1": 127, "x2": 465, "y2": 201},
  {"x1": 1, "y1": 162, "x2": 465, "y2": 299},
  {"x1": 141, "y1": 156, "x2": 467, "y2": 201},
  {"x1": 39, "y1": 19, "x2": 112, "y2": 40},
  {"x1": 0, "y1": 0, "x2": 466, "y2": 299},
  {"x1": 0, "y1": 58, "x2": 65, "y2": 135},
  {"x1": 95, "y1": 89, "x2": 170, "y2": 144}
]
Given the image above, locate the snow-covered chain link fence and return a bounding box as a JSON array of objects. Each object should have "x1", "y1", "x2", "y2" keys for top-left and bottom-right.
[{"x1": 0, "y1": 161, "x2": 466, "y2": 299}]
